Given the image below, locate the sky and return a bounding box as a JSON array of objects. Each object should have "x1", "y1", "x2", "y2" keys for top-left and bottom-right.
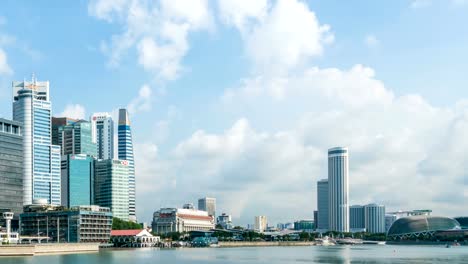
[{"x1": 1, "y1": 0, "x2": 468, "y2": 225}]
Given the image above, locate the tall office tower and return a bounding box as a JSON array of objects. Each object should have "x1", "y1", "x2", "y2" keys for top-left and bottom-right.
[
  {"x1": 254, "y1": 216, "x2": 268, "y2": 232},
  {"x1": 52, "y1": 118, "x2": 97, "y2": 157},
  {"x1": 328, "y1": 147, "x2": 349, "y2": 232},
  {"x1": 317, "y1": 179, "x2": 329, "y2": 231},
  {"x1": 61, "y1": 154, "x2": 94, "y2": 208},
  {"x1": 13, "y1": 77, "x2": 61, "y2": 205},
  {"x1": 91, "y1": 113, "x2": 114, "y2": 160},
  {"x1": 0, "y1": 119, "x2": 23, "y2": 215},
  {"x1": 198, "y1": 197, "x2": 216, "y2": 219},
  {"x1": 350, "y1": 205, "x2": 365, "y2": 231},
  {"x1": 365, "y1": 204, "x2": 386, "y2": 234},
  {"x1": 118, "y1": 109, "x2": 136, "y2": 221},
  {"x1": 94, "y1": 159, "x2": 129, "y2": 221}
]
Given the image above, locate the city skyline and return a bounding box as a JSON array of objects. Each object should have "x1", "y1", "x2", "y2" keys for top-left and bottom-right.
[{"x1": 1, "y1": 1, "x2": 468, "y2": 224}]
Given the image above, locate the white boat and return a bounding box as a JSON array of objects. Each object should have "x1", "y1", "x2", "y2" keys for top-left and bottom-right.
[{"x1": 315, "y1": 236, "x2": 336, "y2": 246}]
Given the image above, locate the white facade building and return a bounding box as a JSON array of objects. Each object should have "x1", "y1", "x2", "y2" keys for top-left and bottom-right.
[
  {"x1": 91, "y1": 112, "x2": 114, "y2": 160},
  {"x1": 328, "y1": 147, "x2": 349, "y2": 233},
  {"x1": 255, "y1": 216, "x2": 268, "y2": 232},
  {"x1": 152, "y1": 207, "x2": 215, "y2": 234},
  {"x1": 365, "y1": 204, "x2": 386, "y2": 234}
]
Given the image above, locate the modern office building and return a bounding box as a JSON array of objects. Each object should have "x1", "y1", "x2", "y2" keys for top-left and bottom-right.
[
  {"x1": 20, "y1": 202, "x2": 112, "y2": 243},
  {"x1": 385, "y1": 214, "x2": 398, "y2": 232},
  {"x1": 217, "y1": 213, "x2": 233, "y2": 229},
  {"x1": 313, "y1": 210, "x2": 318, "y2": 230},
  {"x1": 254, "y1": 216, "x2": 268, "y2": 232},
  {"x1": 0, "y1": 119, "x2": 23, "y2": 215},
  {"x1": 317, "y1": 179, "x2": 329, "y2": 231},
  {"x1": 328, "y1": 147, "x2": 349, "y2": 232},
  {"x1": 294, "y1": 220, "x2": 314, "y2": 231},
  {"x1": 152, "y1": 207, "x2": 215, "y2": 234},
  {"x1": 12, "y1": 77, "x2": 61, "y2": 205},
  {"x1": 61, "y1": 154, "x2": 94, "y2": 208},
  {"x1": 118, "y1": 109, "x2": 136, "y2": 221},
  {"x1": 365, "y1": 204, "x2": 386, "y2": 234},
  {"x1": 91, "y1": 112, "x2": 114, "y2": 160},
  {"x1": 52, "y1": 118, "x2": 97, "y2": 157},
  {"x1": 350, "y1": 205, "x2": 365, "y2": 232},
  {"x1": 94, "y1": 159, "x2": 129, "y2": 221},
  {"x1": 198, "y1": 197, "x2": 216, "y2": 219}
]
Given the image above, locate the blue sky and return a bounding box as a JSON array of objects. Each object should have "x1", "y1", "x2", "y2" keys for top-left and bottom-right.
[{"x1": 1, "y1": 0, "x2": 468, "y2": 224}]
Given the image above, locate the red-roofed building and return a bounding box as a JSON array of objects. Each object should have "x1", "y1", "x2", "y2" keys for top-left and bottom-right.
[
  {"x1": 110, "y1": 229, "x2": 160, "y2": 248},
  {"x1": 152, "y1": 207, "x2": 215, "y2": 234}
]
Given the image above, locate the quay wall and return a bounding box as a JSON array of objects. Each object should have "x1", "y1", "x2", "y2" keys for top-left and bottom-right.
[
  {"x1": 0, "y1": 243, "x2": 100, "y2": 256},
  {"x1": 218, "y1": 241, "x2": 315, "y2": 247}
]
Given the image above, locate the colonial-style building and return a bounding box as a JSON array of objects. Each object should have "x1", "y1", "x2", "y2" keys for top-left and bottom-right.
[
  {"x1": 152, "y1": 206, "x2": 215, "y2": 234},
  {"x1": 110, "y1": 229, "x2": 160, "y2": 248}
]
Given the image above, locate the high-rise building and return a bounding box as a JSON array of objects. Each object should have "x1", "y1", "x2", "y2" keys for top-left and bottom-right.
[
  {"x1": 350, "y1": 205, "x2": 365, "y2": 231},
  {"x1": 94, "y1": 159, "x2": 129, "y2": 221},
  {"x1": 53, "y1": 118, "x2": 97, "y2": 157},
  {"x1": 61, "y1": 154, "x2": 94, "y2": 208},
  {"x1": 118, "y1": 109, "x2": 136, "y2": 221},
  {"x1": 365, "y1": 204, "x2": 386, "y2": 234},
  {"x1": 313, "y1": 210, "x2": 318, "y2": 230},
  {"x1": 254, "y1": 216, "x2": 267, "y2": 232},
  {"x1": 317, "y1": 179, "x2": 329, "y2": 231},
  {"x1": 91, "y1": 113, "x2": 114, "y2": 160},
  {"x1": 0, "y1": 118, "x2": 23, "y2": 215},
  {"x1": 328, "y1": 147, "x2": 349, "y2": 232},
  {"x1": 198, "y1": 197, "x2": 216, "y2": 219},
  {"x1": 13, "y1": 77, "x2": 61, "y2": 205},
  {"x1": 217, "y1": 213, "x2": 233, "y2": 229}
]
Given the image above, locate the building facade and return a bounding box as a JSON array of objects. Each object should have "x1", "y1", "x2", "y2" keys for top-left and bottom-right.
[
  {"x1": 365, "y1": 204, "x2": 386, "y2": 234},
  {"x1": 294, "y1": 220, "x2": 314, "y2": 231},
  {"x1": 350, "y1": 205, "x2": 365, "y2": 232},
  {"x1": 53, "y1": 118, "x2": 97, "y2": 157},
  {"x1": 13, "y1": 78, "x2": 61, "y2": 205},
  {"x1": 255, "y1": 216, "x2": 268, "y2": 232},
  {"x1": 328, "y1": 147, "x2": 349, "y2": 232},
  {"x1": 91, "y1": 112, "x2": 114, "y2": 160},
  {"x1": 317, "y1": 179, "x2": 329, "y2": 231},
  {"x1": 0, "y1": 119, "x2": 23, "y2": 215},
  {"x1": 61, "y1": 154, "x2": 94, "y2": 208},
  {"x1": 20, "y1": 203, "x2": 112, "y2": 243},
  {"x1": 152, "y1": 207, "x2": 215, "y2": 234},
  {"x1": 110, "y1": 229, "x2": 160, "y2": 248},
  {"x1": 94, "y1": 159, "x2": 129, "y2": 220},
  {"x1": 118, "y1": 109, "x2": 136, "y2": 221},
  {"x1": 216, "y1": 213, "x2": 233, "y2": 229},
  {"x1": 198, "y1": 197, "x2": 216, "y2": 219}
]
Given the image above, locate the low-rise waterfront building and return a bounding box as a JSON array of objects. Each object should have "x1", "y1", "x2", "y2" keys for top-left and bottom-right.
[
  {"x1": 152, "y1": 207, "x2": 215, "y2": 234},
  {"x1": 110, "y1": 229, "x2": 160, "y2": 248},
  {"x1": 294, "y1": 220, "x2": 314, "y2": 232},
  {"x1": 387, "y1": 215, "x2": 463, "y2": 241},
  {"x1": 20, "y1": 202, "x2": 112, "y2": 243}
]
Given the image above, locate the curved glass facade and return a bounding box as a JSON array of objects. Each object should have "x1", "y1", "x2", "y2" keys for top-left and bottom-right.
[
  {"x1": 387, "y1": 216, "x2": 460, "y2": 237},
  {"x1": 454, "y1": 217, "x2": 468, "y2": 229}
]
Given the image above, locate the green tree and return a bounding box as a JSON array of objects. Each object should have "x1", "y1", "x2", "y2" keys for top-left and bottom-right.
[{"x1": 112, "y1": 217, "x2": 143, "y2": 230}]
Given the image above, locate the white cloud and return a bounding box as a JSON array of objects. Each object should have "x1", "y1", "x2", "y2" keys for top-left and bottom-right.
[
  {"x1": 0, "y1": 49, "x2": 13, "y2": 75},
  {"x1": 127, "y1": 84, "x2": 152, "y2": 114},
  {"x1": 364, "y1": 34, "x2": 379, "y2": 48},
  {"x1": 57, "y1": 104, "x2": 87, "y2": 119},
  {"x1": 219, "y1": 0, "x2": 333, "y2": 73},
  {"x1": 89, "y1": 0, "x2": 214, "y2": 81}
]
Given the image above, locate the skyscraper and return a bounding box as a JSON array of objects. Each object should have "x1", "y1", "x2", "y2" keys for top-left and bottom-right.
[
  {"x1": 198, "y1": 197, "x2": 216, "y2": 219},
  {"x1": 254, "y1": 216, "x2": 267, "y2": 232},
  {"x1": 317, "y1": 179, "x2": 329, "y2": 231},
  {"x1": 350, "y1": 205, "x2": 365, "y2": 231},
  {"x1": 0, "y1": 118, "x2": 23, "y2": 215},
  {"x1": 91, "y1": 113, "x2": 114, "y2": 160},
  {"x1": 118, "y1": 109, "x2": 136, "y2": 221},
  {"x1": 365, "y1": 204, "x2": 386, "y2": 234},
  {"x1": 53, "y1": 118, "x2": 97, "y2": 157},
  {"x1": 94, "y1": 159, "x2": 129, "y2": 221},
  {"x1": 61, "y1": 154, "x2": 94, "y2": 208},
  {"x1": 13, "y1": 77, "x2": 61, "y2": 205},
  {"x1": 328, "y1": 147, "x2": 349, "y2": 232}
]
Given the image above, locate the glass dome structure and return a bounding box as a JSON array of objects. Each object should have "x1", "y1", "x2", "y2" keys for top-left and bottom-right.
[{"x1": 387, "y1": 216, "x2": 460, "y2": 238}]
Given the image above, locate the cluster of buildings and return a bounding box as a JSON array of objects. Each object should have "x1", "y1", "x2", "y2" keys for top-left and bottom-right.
[{"x1": 0, "y1": 76, "x2": 138, "y2": 243}]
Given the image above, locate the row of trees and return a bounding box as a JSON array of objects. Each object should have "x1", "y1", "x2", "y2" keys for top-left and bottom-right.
[{"x1": 112, "y1": 217, "x2": 143, "y2": 230}]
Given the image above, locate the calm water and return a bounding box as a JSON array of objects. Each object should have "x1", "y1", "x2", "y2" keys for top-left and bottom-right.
[{"x1": 1, "y1": 245, "x2": 468, "y2": 264}]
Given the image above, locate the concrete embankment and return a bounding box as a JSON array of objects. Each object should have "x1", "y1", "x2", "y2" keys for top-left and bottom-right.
[
  {"x1": 0, "y1": 243, "x2": 100, "y2": 256},
  {"x1": 218, "y1": 241, "x2": 315, "y2": 248}
]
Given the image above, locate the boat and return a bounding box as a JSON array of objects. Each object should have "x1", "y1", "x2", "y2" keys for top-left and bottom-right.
[{"x1": 315, "y1": 236, "x2": 336, "y2": 246}]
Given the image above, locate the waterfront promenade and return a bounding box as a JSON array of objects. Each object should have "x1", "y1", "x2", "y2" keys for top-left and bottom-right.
[{"x1": 0, "y1": 243, "x2": 100, "y2": 256}]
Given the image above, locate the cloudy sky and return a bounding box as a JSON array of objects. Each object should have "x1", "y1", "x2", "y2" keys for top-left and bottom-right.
[{"x1": 1, "y1": 0, "x2": 468, "y2": 225}]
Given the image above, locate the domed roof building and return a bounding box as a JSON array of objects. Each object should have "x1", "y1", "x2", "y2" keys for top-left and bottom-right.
[
  {"x1": 454, "y1": 217, "x2": 468, "y2": 230},
  {"x1": 387, "y1": 215, "x2": 461, "y2": 240}
]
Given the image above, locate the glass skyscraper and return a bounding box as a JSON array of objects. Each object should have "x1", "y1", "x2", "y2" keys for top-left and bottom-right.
[
  {"x1": 94, "y1": 159, "x2": 129, "y2": 221},
  {"x1": 350, "y1": 205, "x2": 365, "y2": 231},
  {"x1": 0, "y1": 118, "x2": 23, "y2": 215},
  {"x1": 317, "y1": 179, "x2": 329, "y2": 231},
  {"x1": 91, "y1": 112, "x2": 114, "y2": 160},
  {"x1": 52, "y1": 118, "x2": 97, "y2": 157},
  {"x1": 13, "y1": 78, "x2": 61, "y2": 205},
  {"x1": 118, "y1": 109, "x2": 136, "y2": 221},
  {"x1": 61, "y1": 154, "x2": 94, "y2": 208},
  {"x1": 198, "y1": 197, "x2": 216, "y2": 219},
  {"x1": 365, "y1": 204, "x2": 386, "y2": 234},
  {"x1": 328, "y1": 147, "x2": 349, "y2": 232}
]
